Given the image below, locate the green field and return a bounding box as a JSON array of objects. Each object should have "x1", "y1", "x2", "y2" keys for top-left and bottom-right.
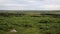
[{"x1": 0, "y1": 10, "x2": 60, "y2": 34}]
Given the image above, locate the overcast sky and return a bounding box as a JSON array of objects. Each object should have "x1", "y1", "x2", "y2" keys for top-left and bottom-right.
[{"x1": 0, "y1": 0, "x2": 60, "y2": 10}]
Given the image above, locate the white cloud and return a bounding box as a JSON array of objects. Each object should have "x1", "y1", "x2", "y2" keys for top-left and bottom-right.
[
  {"x1": 0, "y1": 4, "x2": 27, "y2": 6},
  {"x1": 0, "y1": 0, "x2": 60, "y2": 10},
  {"x1": 40, "y1": 5, "x2": 60, "y2": 10}
]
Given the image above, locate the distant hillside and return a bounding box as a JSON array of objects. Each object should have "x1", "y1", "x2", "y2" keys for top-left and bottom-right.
[{"x1": 0, "y1": 10, "x2": 60, "y2": 14}]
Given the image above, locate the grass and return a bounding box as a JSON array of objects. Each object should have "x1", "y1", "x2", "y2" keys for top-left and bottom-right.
[{"x1": 0, "y1": 11, "x2": 60, "y2": 34}]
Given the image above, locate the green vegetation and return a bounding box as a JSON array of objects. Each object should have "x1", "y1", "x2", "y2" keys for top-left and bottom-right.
[{"x1": 0, "y1": 10, "x2": 60, "y2": 34}]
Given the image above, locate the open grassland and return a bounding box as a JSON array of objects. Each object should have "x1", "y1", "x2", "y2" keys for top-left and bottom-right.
[{"x1": 0, "y1": 10, "x2": 60, "y2": 34}]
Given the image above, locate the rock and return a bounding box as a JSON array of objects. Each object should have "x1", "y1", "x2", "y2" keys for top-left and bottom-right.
[{"x1": 9, "y1": 29, "x2": 17, "y2": 32}]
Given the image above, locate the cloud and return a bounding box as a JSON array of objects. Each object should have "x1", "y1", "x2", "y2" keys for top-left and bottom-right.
[
  {"x1": 40, "y1": 5, "x2": 60, "y2": 10},
  {"x1": 44, "y1": 5, "x2": 60, "y2": 8},
  {"x1": 0, "y1": 0, "x2": 60, "y2": 10}
]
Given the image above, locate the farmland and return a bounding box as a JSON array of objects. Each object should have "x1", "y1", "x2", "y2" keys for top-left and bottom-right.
[{"x1": 0, "y1": 10, "x2": 60, "y2": 34}]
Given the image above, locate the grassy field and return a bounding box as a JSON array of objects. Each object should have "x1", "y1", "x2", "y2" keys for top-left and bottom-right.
[{"x1": 0, "y1": 10, "x2": 60, "y2": 34}]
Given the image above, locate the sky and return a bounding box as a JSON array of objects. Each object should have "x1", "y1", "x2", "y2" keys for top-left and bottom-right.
[{"x1": 0, "y1": 0, "x2": 60, "y2": 10}]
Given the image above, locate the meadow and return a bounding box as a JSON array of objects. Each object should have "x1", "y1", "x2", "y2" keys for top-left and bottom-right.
[{"x1": 0, "y1": 10, "x2": 60, "y2": 34}]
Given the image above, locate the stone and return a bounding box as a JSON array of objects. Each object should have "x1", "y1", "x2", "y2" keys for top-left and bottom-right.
[{"x1": 9, "y1": 29, "x2": 17, "y2": 32}]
